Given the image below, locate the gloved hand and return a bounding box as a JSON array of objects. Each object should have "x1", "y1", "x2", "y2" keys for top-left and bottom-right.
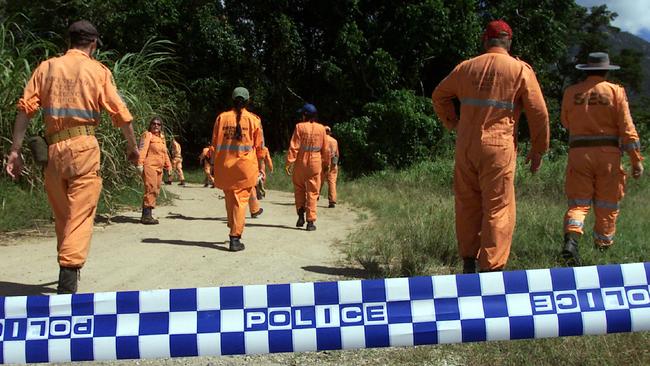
[
  {"x1": 258, "y1": 170, "x2": 266, "y2": 182},
  {"x1": 285, "y1": 162, "x2": 294, "y2": 176},
  {"x1": 632, "y1": 160, "x2": 644, "y2": 179},
  {"x1": 136, "y1": 165, "x2": 144, "y2": 175}
]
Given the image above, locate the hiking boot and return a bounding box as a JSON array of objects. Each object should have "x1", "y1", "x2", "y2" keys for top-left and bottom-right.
[
  {"x1": 594, "y1": 238, "x2": 614, "y2": 252},
  {"x1": 328, "y1": 202, "x2": 336, "y2": 208},
  {"x1": 204, "y1": 182, "x2": 209, "y2": 187},
  {"x1": 296, "y1": 208, "x2": 305, "y2": 227},
  {"x1": 306, "y1": 221, "x2": 316, "y2": 231},
  {"x1": 561, "y1": 232, "x2": 581, "y2": 266},
  {"x1": 164, "y1": 180, "x2": 172, "y2": 185},
  {"x1": 251, "y1": 208, "x2": 264, "y2": 218},
  {"x1": 57, "y1": 267, "x2": 79, "y2": 294},
  {"x1": 229, "y1": 236, "x2": 245, "y2": 252},
  {"x1": 178, "y1": 180, "x2": 186, "y2": 186},
  {"x1": 462, "y1": 258, "x2": 477, "y2": 274},
  {"x1": 141, "y1": 207, "x2": 159, "y2": 225}
]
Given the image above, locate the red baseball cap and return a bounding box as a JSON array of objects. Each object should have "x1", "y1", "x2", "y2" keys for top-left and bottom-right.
[{"x1": 483, "y1": 20, "x2": 512, "y2": 41}]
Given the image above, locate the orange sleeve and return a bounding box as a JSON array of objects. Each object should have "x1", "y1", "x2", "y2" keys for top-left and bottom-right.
[
  {"x1": 137, "y1": 131, "x2": 151, "y2": 166},
  {"x1": 520, "y1": 66, "x2": 550, "y2": 155},
  {"x1": 253, "y1": 118, "x2": 265, "y2": 160},
  {"x1": 286, "y1": 125, "x2": 300, "y2": 164},
  {"x1": 163, "y1": 140, "x2": 172, "y2": 170},
  {"x1": 17, "y1": 61, "x2": 46, "y2": 117},
  {"x1": 98, "y1": 68, "x2": 133, "y2": 127},
  {"x1": 616, "y1": 87, "x2": 643, "y2": 163},
  {"x1": 264, "y1": 148, "x2": 274, "y2": 172},
  {"x1": 320, "y1": 128, "x2": 330, "y2": 169},
  {"x1": 432, "y1": 64, "x2": 461, "y2": 130}
]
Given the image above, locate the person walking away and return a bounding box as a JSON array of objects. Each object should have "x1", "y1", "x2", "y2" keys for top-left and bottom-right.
[
  {"x1": 211, "y1": 87, "x2": 265, "y2": 251},
  {"x1": 248, "y1": 111, "x2": 266, "y2": 218},
  {"x1": 5, "y1": 20, "x2": 139, "y2": 294},
  {"x1": 168, "y1": 135, "x2": 185, "y2": 186},
  {"x1": 199, "y1": 145, "x2": 215, "y2": 187},
  {"x1": 320, "y1": 126, "x2": 339, "y2": 208},
  {"x1": 432, "y1": 20, "x2": 549, "y2": 273},
  {"x1": 560, "y1": 52, "x2": 644, "y2": 265},
  {"x1": 286, "y1": 103, "x2": 330, "y2": 231},
  {"x1": 138, "y1": 116, "x2": 172, "y2": 224}
]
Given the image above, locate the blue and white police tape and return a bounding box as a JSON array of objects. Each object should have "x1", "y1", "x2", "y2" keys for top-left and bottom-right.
[{"x1": 1, "y1": 262, "x2": 649, "y2": 364}]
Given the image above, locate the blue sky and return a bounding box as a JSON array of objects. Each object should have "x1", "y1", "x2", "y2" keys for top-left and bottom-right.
[{"x1": 576, "y1": 0, "x2": 650, "y2": 42}]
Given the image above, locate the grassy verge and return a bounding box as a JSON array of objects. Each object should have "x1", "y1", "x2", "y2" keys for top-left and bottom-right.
[
  {"x1": 0, "y1": 176, "x2": 173, "y2": 233},
  {"x1": 334, "y1": 155, "x2": 650, "y2": 365}
]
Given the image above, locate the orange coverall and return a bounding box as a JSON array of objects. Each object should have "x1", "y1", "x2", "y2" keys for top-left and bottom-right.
[
  {"x1": 211, "y1": 108, "x2": 265, "y2": 237},
  {"x1": 561, "y1": 76, "x2": 643, "y2": 246},
  {"x1": 171, "y1": 139, "x2": 185, "y2": 182},
  {"x1": 320, "y1": 134, "x2": 339, "y2": 204},
  {"x1": 432, "y1": 47, "x2": 549, "y2": 270},
  {"x1": 287, "y1": 121, "x2": 330, "y2": 222},
  {"x1": 17, "y1": 49, "x2": 133, "y2": 268},
  {"x1": 199, "y1": 147, "x2": 215, "y2": 186},
  {"x1": 139, "y1": 131, "x2": 171, "y2": 208}
]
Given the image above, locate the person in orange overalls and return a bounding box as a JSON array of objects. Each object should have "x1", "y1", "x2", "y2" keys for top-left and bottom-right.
[
  {"x1": 199, "y1": 145, "x2": 215, "y2": 187},
  {"x1": 248, "y1": 114, "x2": 266, "y2": 219},
  {"x1": 137, "y1": 117, "x2": 172, "y2": 224},
  {"x1": 320, "y1": 126, "x2": 339, "y2": 208},
  {"x1": 255, "y1": 146, "x2": 274, "y2": 199},
  {"x1": 560, "y1": 52, "x2": 644, "y2": 265},
  {"x1": 432, "y1": 20, "x2": 549, "y2": 273},
  {"x1": 5, "y1": 20, "x2": 139, "y2": 294},
  {"x1": 167, "y1": 136, "x2": 185, "y2": 186},
  {"x1": 286, "y1": 103, "x2": 330, "y2": 231},
  {"x1": 212, "y1": 87, "x2": 265, "y2": 251}
]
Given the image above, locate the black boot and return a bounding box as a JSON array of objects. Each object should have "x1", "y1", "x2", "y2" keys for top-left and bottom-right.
[
  {"x1": 296, "y1": 208, "x2": 305, "y2": 227},
  {"x1": 229, "y1": 236, "x2": 245, "y2": 252},
  {"x1": 462, "y1": 258, "x2": 477, "y2": 274},
  {"x1": 251, "y1": 208, "x2": 263, "y2": 218},
  {"x1": 306, "y1": 221, "x2": 316, "y2": 231},
  {"x1": 561, "y1": 232, "x2": 581, "y2": 266},
  {"x1": 178, "y1": 180, "x2": 186, "y2": 186},
  {"x1": 328, "y1": 202, "x2": 336, "y2": 208},
  {"x1": 57, "y1": 267, "x2": 79, "y2": 294},
  {"x1": 141, "y1": 207, "x2": 159, "y2": 225}
]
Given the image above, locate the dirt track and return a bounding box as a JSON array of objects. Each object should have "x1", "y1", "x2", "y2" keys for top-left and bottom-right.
[{"x1": 0, "y1": 184, "x2": 364, "y2": 296}]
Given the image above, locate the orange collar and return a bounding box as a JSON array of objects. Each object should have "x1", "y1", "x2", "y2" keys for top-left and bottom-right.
[
  {"x1": 65, "y1": 48, "x2": 91, "y2": 58},
  {"x1": 486, "y1": 47, "x2": 510, "y2": 55}
]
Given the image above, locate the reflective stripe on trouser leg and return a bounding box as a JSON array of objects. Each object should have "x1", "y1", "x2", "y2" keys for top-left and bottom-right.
[
  {"x1": 249, "y1": 187, "x2": 260, "y2": 214},
  {"x1": 224, "y1": 188, "x2": 252, "y2": 237},
  {"x1": 593, "y1": 204, "x2": 619, "y2": 245},
  {"x1": 143, "y1": 165, "x2": 162, "y2": 208}
]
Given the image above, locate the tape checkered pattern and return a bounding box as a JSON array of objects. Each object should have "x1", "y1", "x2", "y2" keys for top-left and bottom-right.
[{"x1": 1, "y1": 262, "x2": 649, "y2": 363}]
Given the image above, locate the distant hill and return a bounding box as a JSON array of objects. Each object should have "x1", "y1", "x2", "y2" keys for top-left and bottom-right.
[{"x1": 608, "y1": 31, "x2": 650, "y2": 98}]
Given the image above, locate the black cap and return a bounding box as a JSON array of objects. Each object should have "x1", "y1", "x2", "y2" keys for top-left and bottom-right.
[{"x1": 68, "y1": 20, "x2": 102, "y2": 46}]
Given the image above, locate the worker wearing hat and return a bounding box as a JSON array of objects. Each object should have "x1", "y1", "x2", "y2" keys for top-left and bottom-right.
[
  {"x1": 320, "y1": 126, "x2": 340, "y2": 208},
  {"x1": 560, "y1": 52, "x2": 644, "y2": 265},
  {"x1": 211, "y1": 87, "x2": 266, "y2": 251},
  {"x1": 5, "y1": 20, "x2": 139, "y2": 293},
  {"x1": 432, "y1": 20, "x2": 550, "y2": 273},
  {"x1": 286, "y1": 103, "x2": 330, "y2": 231}
]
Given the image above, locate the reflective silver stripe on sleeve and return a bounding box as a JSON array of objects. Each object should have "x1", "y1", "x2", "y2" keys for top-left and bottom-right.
[
  {"x1": 568, "y1": 135, "x2": 619, "y2": 143},
  {"x1": 568, "y1": 198, "x2": 592, "y2": 207},
  {"x1": 593, "y1": 231, "x2": 614, "y2": 242},
  {"x1": 43, "y1": 107, "x2": 101, "y2": 120},
  {"x1": 565, "y1": 219, "x2": 584, "y2": 228},
  {"x1": 300, "y1": 146, "x2": 321, "y2": 152},
  {"x1": 216, "y1": 144, "x2": 253, "y2": 152},
  {"x1": 594, "y1": 200, "x2": 620, "y2": 210},
  {"x1": 460, "y1": 98, "x2": 514, "y2": 111},
  {"x1": 621, "y1": 141, "x2": 641, "y2": 151}
]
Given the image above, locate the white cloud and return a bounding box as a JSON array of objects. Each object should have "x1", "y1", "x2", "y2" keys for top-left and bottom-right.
[{"x1": 576, "y1": 0, "x2": 650, "y2": 35}]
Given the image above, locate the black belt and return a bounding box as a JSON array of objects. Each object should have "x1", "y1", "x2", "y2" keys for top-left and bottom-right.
[{"x1": 569, "y1": 139, "x2": 619, "y2": 148}]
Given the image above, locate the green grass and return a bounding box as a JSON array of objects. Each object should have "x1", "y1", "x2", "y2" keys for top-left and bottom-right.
[
  {"x1": 333, "y1": 155, "x2": 650, "y2": 365},
  {"x1": 0, "y1": 177, "x2": 173, "y2": 232}
]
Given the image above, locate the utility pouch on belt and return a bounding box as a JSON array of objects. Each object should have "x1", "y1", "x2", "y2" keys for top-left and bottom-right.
[{"x1": 26, "y1": 136, "x2": 49, "y2": 165}]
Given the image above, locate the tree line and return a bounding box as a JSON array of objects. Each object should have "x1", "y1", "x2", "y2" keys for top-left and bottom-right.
[{"x1": 1, "y1": 0, "x2": 647, "y2": 175}]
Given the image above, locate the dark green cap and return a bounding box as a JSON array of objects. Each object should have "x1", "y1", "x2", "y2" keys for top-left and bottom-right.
[{"x1": 232, "y1": 87, "x2": 250, "y2": 101}]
